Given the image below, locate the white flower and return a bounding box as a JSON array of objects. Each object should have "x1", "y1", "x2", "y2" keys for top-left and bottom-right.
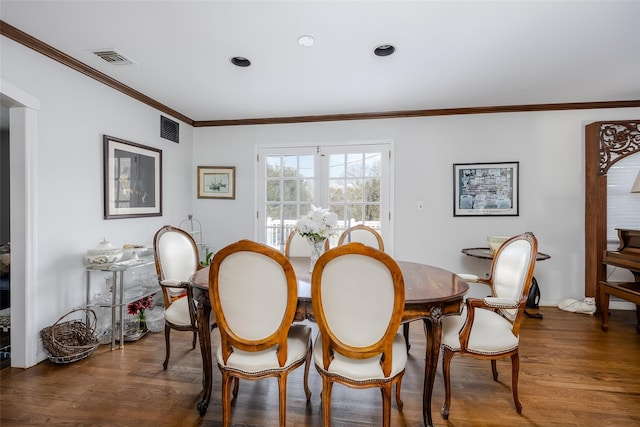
[{"x1": 296, "y1": 205, "x2": 338, "y2": 240}]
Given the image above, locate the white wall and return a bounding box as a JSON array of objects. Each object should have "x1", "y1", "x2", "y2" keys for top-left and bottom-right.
[
  {"x1": 2, "y1": 33, "x2": 639, "y2": 367},
  {"x1": 1, "y1": 39, "x2": 194, "y2": 366},
  {"x1": 193, "y1": 107, "x2": 640, "y2": 306}
]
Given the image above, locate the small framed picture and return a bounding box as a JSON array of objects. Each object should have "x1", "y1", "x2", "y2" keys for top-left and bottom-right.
[
  {"x1": 453, "y1": 161, "x2": 519, "y2": 216},
  {"x1": 103, "y1": 135, "x2": 162, "y2": 219},
  {"x1": 198, "y1": 166, "x2": 236, "y2": 199}
]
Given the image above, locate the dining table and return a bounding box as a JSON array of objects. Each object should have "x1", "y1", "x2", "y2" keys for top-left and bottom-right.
[{"x1": 190, "y1": 256, "x2": 469, "y2": 427}]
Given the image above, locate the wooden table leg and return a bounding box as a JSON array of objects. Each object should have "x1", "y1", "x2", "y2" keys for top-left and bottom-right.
[
  {"x1": 195, "y1": 290, "x2": 213, "y2": 416},
  {"x1": 422, "y1": 315, "x2": 442, "y2": 427},
  {"x1": 599, "y1": 283, "x2": 610, "y2": 332}
]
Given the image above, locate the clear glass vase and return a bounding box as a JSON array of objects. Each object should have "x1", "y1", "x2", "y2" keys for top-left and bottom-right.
[{"x1": 306, "y1": 236, "x2": 327, "y2": 272}]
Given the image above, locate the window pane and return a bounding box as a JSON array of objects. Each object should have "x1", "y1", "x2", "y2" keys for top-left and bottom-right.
[
  {"x1": 283, "y1": 179, "x2": 298, "y2": 201},
  {"x1": 283, "y1": 204, "x2": 299, "y2": 222},
  {"x1": 346, "y1": 204, "x2": 362, "y2": 222},
  {"x1": 346, "y1": 178, "x2": 363, "y2": 202},
  {"x1": 329, "y1": 154, "x2": 345, "y2": 178},
  {"x1": 266, "y1": 180, "x2": 281, "y2": 202},
  {"x1": 365, "y1": 153, "x2": 381, "y2": 177},
  {"x1": 258, "y1": 144, "x2": 388, "y2": 252},
  {"x1": 283, "y1": 156, "x2": 298, "y2": 177},
  {"x1": 299, "y1": 155, "x2": 315, "y2": 178},
  {"x1": 300, "y1": 179, "x2": 314, "y2": 201},
  {"x1": 347, "y1": 153, "x2": 362, "y2": 177},
  {"x1": 298, "y1": 203, "x2": 312, "y2": 218},
  {"x1": 365, "y1": 204, "x2": 380, "y2": 222},
  {"x1": 267, "y1": 156, "x2": 281, "y2": 177},
  {"x1": 266, "y1": 204, "x2": 281, "y2": 220},
  {"x1": 364, "y1": 178, "x2": 380, "y2": 202},
  {"x1": 329, "y1": 179, "x2": 345, "y2": 203}
]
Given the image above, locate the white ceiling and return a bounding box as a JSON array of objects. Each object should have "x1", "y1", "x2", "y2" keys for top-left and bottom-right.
[{"x1": 1, "y1": 0, "x2": 639, "y2": 123}]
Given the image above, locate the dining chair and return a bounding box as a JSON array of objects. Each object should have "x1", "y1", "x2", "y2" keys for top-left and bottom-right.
[
  {"x1": 311, "y1": 242, "x2": 407, "y2": 427},
  {"x1": 440, "y1": 232, "x2": 538, "y2": 419},
  {"x1": 284, "y1": 227, "x2": 328, "y2": 257},
  {"x1": 209, "y1": 239, "x2": 312, "y2": 427},
  {"x1": 337, "y1": 224, "x2": 384, "y2": 251},
  {"x1": 153, "y1": 225, "x2": 207, "y2": 370},
  {"x1": 336, "y1": 224, "x2": 415, "y2": 352}
]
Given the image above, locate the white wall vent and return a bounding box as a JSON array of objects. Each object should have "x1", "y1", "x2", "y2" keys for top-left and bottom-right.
[{"x1": 91, "y1": 49, "x2": 136, "y2": 65}]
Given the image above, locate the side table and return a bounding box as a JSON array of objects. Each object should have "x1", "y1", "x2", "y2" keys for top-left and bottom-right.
[
  {"x1": 461, "y1": 247, "x2": 550, "y2": 319},
  {"x1": 85, "y1": 256, "x2": 158, "y2": 349}
]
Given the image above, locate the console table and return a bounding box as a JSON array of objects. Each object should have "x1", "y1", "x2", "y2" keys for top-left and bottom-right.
[{"x1": 85, "y1": 256, "x2": 158, "y2": 350}]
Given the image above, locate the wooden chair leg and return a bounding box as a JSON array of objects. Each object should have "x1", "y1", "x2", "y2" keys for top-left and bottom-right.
[
  {"x1": 600, "y1": 285, "x2": 610, "y2": 331},
  {"x1": 441, "y1": 348, "x2": 454, "y2": 420},
  {"x1": 511, "y1": 353, "x2": 522, "y2": 413},
  {"x1": 303, "y1": 347, "x2": 312, "y2": 401},
  {"x1": 163, "y1": 326, "x2": 170, "y2": 370},
  {"x1": 381, "y1": 383, "x2": 392, "y2": 427},
  {"x1": 221, "y1": 372, "x2": 233, "y2": 427},
  {"x1": 191, "y1": 330, "x2": 197, "y2": 349},
  {"x1": 491, "y1": 359, "x2": 498, "y2": 381},
  {"x1": 232, "y1": 377, "x2": 239, "y2": 400},
  {"x1": 321, "y1": 378, "x2": 333, "y2": 427},
  {"x1": 278, "y1": 374, "x2": 288, "y2": 427},
  {"x1": 394, "y1": 375, "x2": 404, "y2": 411}
]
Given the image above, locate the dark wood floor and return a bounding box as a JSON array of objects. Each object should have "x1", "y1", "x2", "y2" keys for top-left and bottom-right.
[{"x1": 1, "y1": 308, "x2": 639, "y2": 426}]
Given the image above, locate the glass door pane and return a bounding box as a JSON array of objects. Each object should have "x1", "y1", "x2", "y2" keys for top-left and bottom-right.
[{"x1": 257, "y1": 143, "x2": 390, "y2": 253}]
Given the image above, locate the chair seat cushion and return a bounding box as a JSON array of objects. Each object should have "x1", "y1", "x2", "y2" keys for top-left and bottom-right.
[
  {"x1": 442, "y1": 307, "x2": 519, "y2": 355},
  {"x1": 313, "y1": 332, "x2": 407, "y2": 381},
  {"x1": 164, "y1": 295, "x2": 192, "y2": 326},
  {"x1": 216, "y1": 324, "x2": 311, "y2": 374}
]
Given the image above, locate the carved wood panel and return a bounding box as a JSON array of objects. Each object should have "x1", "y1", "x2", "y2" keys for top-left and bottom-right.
[{"x1": 585, "y1": 120, "x2": 640, "y2": 310}]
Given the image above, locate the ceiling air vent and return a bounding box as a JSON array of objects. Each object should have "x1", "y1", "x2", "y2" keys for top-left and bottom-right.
[
  {"x1": 91, "y1": 49, "x2": 136, "y2": 65},
  {"x1": 160, "y1": 116, "x2": 179, "y2": 143}
]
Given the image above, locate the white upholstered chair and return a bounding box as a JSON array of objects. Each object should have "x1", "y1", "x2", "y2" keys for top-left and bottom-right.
[
  {"x1": 153, "y1": 225, "x2": 204, "y2": 370},
  {"x1": 441, "y1": 232, "x2": 538, "y2": 419},
  {"x1": 209, "y1": 240, "x2": 312, "y2": 427},
  {"x1": 284, "y1": 227, "x2": 329, "y2": 257},
  {"x1": 337, "y1": 224, "x2": 384, "y2": 251},
  {"x1": 311, "y1": 242, "x2": 407, "y2": 427}
]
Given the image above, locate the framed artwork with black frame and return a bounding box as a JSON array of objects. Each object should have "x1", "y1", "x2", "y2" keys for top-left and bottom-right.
[
  {"x1": 453, "y1": 161, "x2": 519, "y2": 216},
  {"x1": 103, "y1": 135, "x2": 162, "y2": 219},
  {"x1": 197, "y1": 166, "x2": 236, "y2": 199}
]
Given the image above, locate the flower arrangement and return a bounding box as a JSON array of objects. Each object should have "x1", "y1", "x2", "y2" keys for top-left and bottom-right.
[
  {"x1": 127, "y1": 296, "x2": 153, "y2": 326},
  {"x1": 296, "y1": 205, "x2": 339, "y2": 241}
]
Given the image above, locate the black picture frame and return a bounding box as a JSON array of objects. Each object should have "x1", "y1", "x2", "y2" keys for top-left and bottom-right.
[
  {"x1": 103, "y1": 135, "x2": 162, "y2": 219},
  {"x1": 453, "y1": 161, "x2": 519, "y2": 216}
]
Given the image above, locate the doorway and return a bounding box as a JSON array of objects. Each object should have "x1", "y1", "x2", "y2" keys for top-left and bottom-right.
[
  {"x1": 0, "y1": 104, "x2": 9, "y2": 368},
  {"x1": 1, "y1": 79, "x2": 40, "y2": 368}
]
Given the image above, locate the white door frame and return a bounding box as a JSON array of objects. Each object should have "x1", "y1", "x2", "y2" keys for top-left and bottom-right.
[{"x1": 1, "y1": 79, "x2": 40, "y2": 368}]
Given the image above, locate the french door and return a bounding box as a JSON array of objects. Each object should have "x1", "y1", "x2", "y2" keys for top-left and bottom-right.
[{"x1": 255, "y1": 142, "x2": 392, "y2": 254}]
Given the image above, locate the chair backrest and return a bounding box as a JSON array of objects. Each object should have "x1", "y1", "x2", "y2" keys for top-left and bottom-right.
[
  {"x1": 337, "y1": 224, "x2": 384, "y2": 251},
  {"x1": 284, "y1": 229, "x2": 312, "y2": 257},
  {"x1": 284, "y1": 228, "x2": 329, "y2": 257},
  {"x1": 490, "y1": 232, "x2": 538, "y2": 320},
  {"x1": 153, "y1": 226, "x2": 200, "y2": 302},
  {"x1": 311, "y1": 242, "x2": 404, "y2": 377},
  {"x1": 209, "y1": 240, "x2": 298, "y2": 366}
]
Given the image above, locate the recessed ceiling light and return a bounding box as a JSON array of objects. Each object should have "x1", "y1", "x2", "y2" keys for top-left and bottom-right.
[
  {"x1": 374, "y1": 44, "x2": 395, "y2": 57},
  {"x1": 231, "y1": 56, "x2": 251, "y2": 67},
  {"x1": 297, "y1": 35, "x2": 314, "y2": 47}
]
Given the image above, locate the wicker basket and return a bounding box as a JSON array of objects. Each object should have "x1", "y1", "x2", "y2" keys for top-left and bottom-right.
[{"x1": 40, "y1": 308, "x2": 99, "y2": 364}]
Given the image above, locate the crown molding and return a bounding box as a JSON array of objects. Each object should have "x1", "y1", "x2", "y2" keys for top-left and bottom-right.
[{"x1": 2, "y1": 20, "x2": 639, "y2": 128}]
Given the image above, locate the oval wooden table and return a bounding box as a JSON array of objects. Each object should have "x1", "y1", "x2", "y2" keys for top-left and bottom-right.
[{"x1": 190, "y1": 256, "x2": 469, "y2": 427}]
